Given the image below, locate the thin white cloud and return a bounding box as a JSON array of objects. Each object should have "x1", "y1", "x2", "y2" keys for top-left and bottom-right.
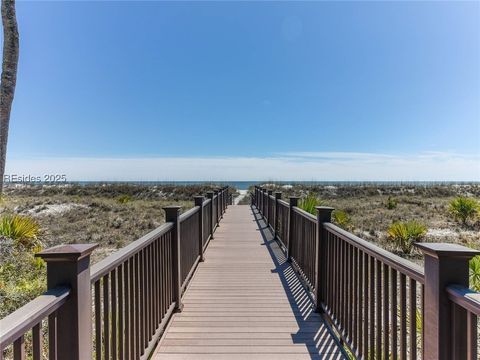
[{"x1": 4, "y1": 151, "x2": 480, "y2": 182}]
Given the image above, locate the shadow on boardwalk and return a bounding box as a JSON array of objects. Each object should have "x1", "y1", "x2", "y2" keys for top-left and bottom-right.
[
  {"x1": 154, "y1": 205, "x2": 346, "y2": 360},
  {"x1": 252, "y1": 206, "x2": 347, "y2": 360}
]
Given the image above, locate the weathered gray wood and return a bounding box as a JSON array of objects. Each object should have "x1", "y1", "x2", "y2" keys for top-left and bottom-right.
[{"x1": 153, "y1": 205, "x2": 345, "y2": 359}]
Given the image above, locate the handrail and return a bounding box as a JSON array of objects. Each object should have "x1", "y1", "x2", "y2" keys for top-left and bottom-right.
[
  {"x1": 447, "y1": 284, "x2": 480, "y2": 316},
  {"x1": 91, "y1": 222, "x2": 174, "y2": 283},
  {"x1": 324, "y1": 222, "x2": 425, "y2": 283},
  {"x1": 179, "y1": 205, "x2": 200, "y2": 223},
  {"x1": 0, "y1": 286, "x2": 71, "y2": 350},
  {"x1": 293, "y1": 206, "x2": 317, "y2": 223},
  {"x1": 203, "y1": 198, "x2": 212, "y2": 206},
  {"x1": 278, "y1": 199, "x2": 289, "y2": 207}
]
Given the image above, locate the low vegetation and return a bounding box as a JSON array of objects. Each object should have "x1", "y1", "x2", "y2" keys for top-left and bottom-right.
[
  {"x1": 332, "y1": 209, "x2": 351, "y2": 230},
  {"x1": 449, "y1": 196, "x2": 479, "y2": 225},
  {"x1": 387, "y1": 221, "x2": 427, "y2": 254},
  {"x1": 385, "y1": 196, "x2": 398, "y2": 210},
  {"x1": 298, "y1": 193, "x2": 322, "y2": 214},
  {"x1": 0, "y1": 214, "x2": 40, "y2": 246},
  {"x1": 470, "y1": 256, "x2": 480, "y2": 291},
  {"x1": 256, "y1": 183, "x2": 480, "y2": 260},
  {"x1": 0, "y1": 183, "x2": 233, "y2": 320}
]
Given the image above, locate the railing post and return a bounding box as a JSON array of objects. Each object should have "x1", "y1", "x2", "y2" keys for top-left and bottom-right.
[
  {"x1": 267, "y1": 190, "x2": 273, "y2": 227},
  {"x1": 415, "y1": 243, "x2": 479, "y2": 360},
  {"x1": 36, "y1": 243, "x2": 98, "y2": 360},
  {"x1": 274, "y1": 192, "x2": 282, "y2": 238},
  {"x1": 220, "y1": 188, "x2": 224, "y2": 217},
  {"x1": 194, "y1": 196, "x2": 205, "y2": 262},
  {"x1": 207, "y1": 191, "x2": 215, "y2": 239},
  {"x1": 215, "y1": 189, "x2": 221, "y2": 224},
  {"x1": 163, "y1": 205, "x2": 183, "y2": 312},
  {"x1": 315, "y1": 206, "x2": 334, "y2": 313},
  {"x1": 287, "y1": 196, "x2": 299, "y2": 262},
  {"x1": 259, "y1": 188, "x2": 263, "y2": 214},
  {"x1": 262, "y1": 188, "x2": 267, "y2": 217}
]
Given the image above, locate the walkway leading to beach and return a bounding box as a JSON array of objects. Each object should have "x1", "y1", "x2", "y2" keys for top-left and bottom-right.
[{"x1": 153, "y1": 205, "x2": 346, "y2": 360}]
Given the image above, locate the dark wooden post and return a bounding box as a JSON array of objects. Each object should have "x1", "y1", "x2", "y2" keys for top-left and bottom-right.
[
  {"x1": 194, "y1": 196, "x2": 205, "y2": 262},
  {"x1": 258, "y1": 187, "x2": 262, "y2": 213},
  {"x1": 287, "y1": 197, "x2": 299, "y2": 262},
  {"x1": 164, "y1": 206, "x2": 183, "y2": 312},
  {"x1": 415, "y1": 243, "x2": 479, "y2": 360},
  {"x1": 207, "y1": 191, "x2": 215, "y2": 239},
  {"x1": 262, "y1": 188, "x2": 267, "y2": 217},
  {"x1": 36, "y1": 243, "x2": 98, "y2": 360},
  {"x1": 274, "y1": 192, "x2": 282, "y2": 238},
  {"x1": 315, "y1": 206, "x2": 334, "y2": 312},
  {"x1": 267, "y1": 190, "x2": 273, "y2": 228},
  {"x1": 220, "y1": 188, "x2": 224, "y2": 216},
  {"x1": 215, "y1": 189, "x2": 221, "y2": 224}
]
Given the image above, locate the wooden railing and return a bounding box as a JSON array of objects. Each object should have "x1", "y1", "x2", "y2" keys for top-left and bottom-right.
[
  {"x1": 0, "y1": 187, "x2": 230, "y2": 360},
  {"x1": 253, "y1": 185, "x2": 480, "y2": 360}
]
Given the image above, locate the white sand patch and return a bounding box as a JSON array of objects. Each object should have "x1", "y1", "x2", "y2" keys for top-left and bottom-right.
[
  {"x1": 282, "y1": 184, "x2": 293, "y2": 189},
  {"x1": 25, "y1": 203, "x2": 88, "y2": 216},
  {"x1": 427, "y1": 228, "x2": 457, "y2": 237},
  {"x1": 234, "y1": 190, "x2": 248, "y2": 205},
  {"x1": 427, "y1": 228, "x2": 478, "y2": 238}
]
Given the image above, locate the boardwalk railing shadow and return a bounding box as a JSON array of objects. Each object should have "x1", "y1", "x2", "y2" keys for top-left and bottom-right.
[{"x1": 251, "y1": 205, "x2": 347, "y2": 360}]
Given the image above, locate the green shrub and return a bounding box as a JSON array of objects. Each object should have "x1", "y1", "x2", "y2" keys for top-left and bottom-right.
[
  {"x1": 117, "y1": 194, "x2": 132, "y2": 204},
  {"x1": 332, "y1": 210, "x2": 351, "y2": 230},
  {"x1": 387, "y1": 221, "x2": 427, "y2": 254},
  {"x1": 0, "y1": 238, "x2": 46, "y2": 319},
  {"x1": 298, "y1": 194, "x2": 322, "y2": 215},
  {"x1": 449, "y1": 197, "x2": 479, "y2": 225},
  {"x1": 385, "y1": 196, "x2": 398, "y2": 210},
  {"x1": 0, "y1": 215, "x2": 40, "y2": 247},
  {"x1": 470, "y1": 256, "x2": 480, "y2": 291}
]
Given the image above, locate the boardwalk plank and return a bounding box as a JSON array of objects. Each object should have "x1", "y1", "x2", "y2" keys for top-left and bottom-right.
[{"x1": 152, "y1": 205, "x2": 345, "y2": 360}]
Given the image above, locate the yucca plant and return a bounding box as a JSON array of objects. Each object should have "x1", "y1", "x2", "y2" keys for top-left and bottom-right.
[
  {"x1": 332, "y1": 210, "x2": 351, "y2": 230},
  {"x1": 298, "y1": 194, "x2": 322, "y2": 215},
  {"x1": 470, "y1": 255, "x2": 480, "y2": 291},
  {"x1": 448, "y1": 197, "x2": 479, "y2": 225},
  {"x1": 387, "y1": 221, "x2": 427, "y2": 254},
  {"x1": 0, "y1": 215, "x2": 40, "y2": 248},
  {"x1": 117, "y1": 194, "x2": 132, "y2": 204}
]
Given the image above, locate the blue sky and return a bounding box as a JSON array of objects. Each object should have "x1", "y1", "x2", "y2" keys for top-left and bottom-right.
[{"x1": 4, "y1": 1, "x2": 480, "y2": 180}]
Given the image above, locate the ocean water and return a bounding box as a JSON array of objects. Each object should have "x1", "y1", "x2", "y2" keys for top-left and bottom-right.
[{"x1": 70, "y1": 180, "x2": 479, "y2": 190}]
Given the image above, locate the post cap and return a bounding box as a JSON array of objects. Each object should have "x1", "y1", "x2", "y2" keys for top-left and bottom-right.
[
  {"x1": 194, "y1": 195, "x2": 204, "y2": 205},
  {"x1": 289, "y1": 196, "x2": 300, "y2": 205},
  {"x1": 316, "y1": 206, "x2": 335, "y2": 212},
  {"x1": 36, "y1": 243, "x2": 98, "y2": 262},
  {"x1": 267, "y1": 190, "x2": 273, "y2": 194},
  {"x1": 415, "y1": 243, "x2": 480, "y2": 259},
  {"x1": 162, "y1": 205, "x2": 181, "y2": 210},
  {"x1": 274, "y1": 192, "x2": 282, "y2": 198}
]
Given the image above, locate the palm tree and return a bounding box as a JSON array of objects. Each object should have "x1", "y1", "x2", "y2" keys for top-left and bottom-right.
[{"x1": 0, "y1": 0, "x2": 19, "y2": 193}]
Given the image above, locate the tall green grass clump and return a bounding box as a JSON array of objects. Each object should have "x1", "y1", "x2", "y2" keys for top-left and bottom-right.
[
  {"x1": 387, "y1": 221, "x2": 427, "y2": 254},
  {"x1": 448, "y1": 197, "x2": 479, "y2": 225},
  {"x1": 0, "y1": 215, "x2": 40, "y2": 247},
  {"x1": 298, "y1": 194, "x2": 322, "y2": 215}
]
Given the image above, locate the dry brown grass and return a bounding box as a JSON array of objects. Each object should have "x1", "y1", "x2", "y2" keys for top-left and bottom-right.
[{"x1": 256, "y1": 184, "x2": 480, "y2": 262}]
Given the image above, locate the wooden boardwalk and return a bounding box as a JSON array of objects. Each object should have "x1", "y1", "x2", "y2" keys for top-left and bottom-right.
[{"x1": 153, "y1": 205, "x2": 346, "y2": 360}]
